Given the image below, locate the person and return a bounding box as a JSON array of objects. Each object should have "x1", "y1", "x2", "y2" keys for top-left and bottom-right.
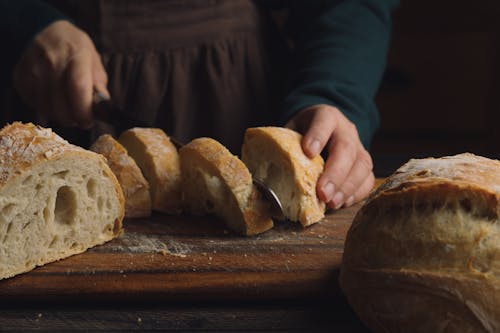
[{"x1": 0, "y1": 0, "x2": 399, "y2": 210}]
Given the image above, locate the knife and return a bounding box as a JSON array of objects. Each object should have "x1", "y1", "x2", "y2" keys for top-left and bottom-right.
[{"x1": 92, "y1": 90, "x2": 149, "y2": 132}]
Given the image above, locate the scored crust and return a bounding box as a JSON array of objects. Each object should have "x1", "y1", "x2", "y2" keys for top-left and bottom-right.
[
  {"x1": 0, "y1": 122, "x2": 124, "y2": 280},
  {"x1": 340, "y1": 153, "x2": 500, "y2": 332},
  {"x1": 179, "y1": 137, "x2": 273, "y2": 236},
  {"x1": 241, "y1": 126, "x2": 325, "y2": 226},
  {"x1": 90, "y1": 134, "x2": 151, "y2": 218},
  {"x1": 118, "y1": 128, "x2": 182, "y2": 214}
]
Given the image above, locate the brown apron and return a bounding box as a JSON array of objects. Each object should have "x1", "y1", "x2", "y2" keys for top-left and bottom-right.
[{"x1": 36, "y1": 0, "x2": 288, "y2": 152}]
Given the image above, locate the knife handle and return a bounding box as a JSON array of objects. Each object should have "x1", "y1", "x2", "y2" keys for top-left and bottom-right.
[{"x1": 92, "y1": 90, "x2": 114, "y2": 123}]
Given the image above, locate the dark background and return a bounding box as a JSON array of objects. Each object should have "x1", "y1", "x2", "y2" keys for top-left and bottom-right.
[{"x1": 372, "y1": 0, "x2": 500, "y2": 176}]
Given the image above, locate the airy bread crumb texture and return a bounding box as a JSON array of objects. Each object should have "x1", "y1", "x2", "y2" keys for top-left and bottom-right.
[
  {"x1": 241, "y1": 127, "x2": 325, "y2": 226},
  {"x1": 340, "y1": 153, "x2": 500, "y2": 333},
  {"x1": 0, "y1": 122, "x2": 124, "y2": 280}
]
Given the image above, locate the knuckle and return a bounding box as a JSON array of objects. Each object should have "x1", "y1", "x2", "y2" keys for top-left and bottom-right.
[
  {"x1": 358, "y1": 149, "x2": 374, "y2": 171},
  {"x1": 68, "y1": 74, "x2": 89, "y2": 95},
  {"x1": 332, "y1": 139, "x2": 356, "y2": 160},
  {"x1": 340, "y1": 179, "x2": 357, "y2": 197}
]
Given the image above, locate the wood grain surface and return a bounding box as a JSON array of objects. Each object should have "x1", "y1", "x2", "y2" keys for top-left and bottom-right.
[{"x1": 0, "y1": 202, "x2": 363, "y2": 303}]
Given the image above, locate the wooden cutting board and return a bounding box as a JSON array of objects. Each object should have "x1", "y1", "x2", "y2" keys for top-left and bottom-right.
[{"x1": 0, "y1": 203, "x2": 363, "y2": 302}]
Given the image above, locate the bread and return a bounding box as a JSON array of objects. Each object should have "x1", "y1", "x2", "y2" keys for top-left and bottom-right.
[
  {"x1": 179, "y1": 137, "x2": 273, "y2": 236},
  {"x1": 90, "y1": 134, "x2": 151, "y2": 218},
  {"x1": 241, "y1": 126, "x2": 325, "y2": 226},
  {"x1": 339, "y1": 153, "x2": 500, "y2": 333},
  {"x1": 118, "y1": 128, "x2": 182, "y2": 214},
  {"x1": 0, "y1": 122, "x2": 124, "y2": 280}
]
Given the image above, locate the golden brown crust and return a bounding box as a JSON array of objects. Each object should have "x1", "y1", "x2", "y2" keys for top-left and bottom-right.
[
  {"x1": 90, "y1": 134, "x2": 151, "y2": 218},
  {"x1": 242, "y1": 127, "x2": 325, "y2": 226},
  {"x1": 340, "y1": 153, "x2": 500, "y2": 332},
  {"x1": 118, "y1": 128, "x2": 182, "y2": 214},
  {"x1": 0, "y1": 123, "x2": 124, "y2": 224},
  {"x1": 180, "y1": 137, "x2": 273, "y2": 236}
]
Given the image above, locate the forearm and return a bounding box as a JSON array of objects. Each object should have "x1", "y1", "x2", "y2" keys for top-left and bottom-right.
[{"x1": 280, "y1": 0, "x2": 399, "y2": 148}]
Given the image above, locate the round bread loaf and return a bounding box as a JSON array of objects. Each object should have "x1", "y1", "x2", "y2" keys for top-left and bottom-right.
[
  {"x1": 0, "y1": 122, "x2": 124, "y2": 280},
  {"x1": 340, "y1": 153, "x2": 500, "y2": 332}
]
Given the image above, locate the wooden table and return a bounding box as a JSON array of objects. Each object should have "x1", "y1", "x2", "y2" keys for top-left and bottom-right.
[{"x1": 0, "y1": 201, "x2": 370, "y2": 332}]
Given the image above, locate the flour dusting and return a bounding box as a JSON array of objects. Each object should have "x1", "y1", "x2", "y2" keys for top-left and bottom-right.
[{"x1": 109, "y1": 232, "x2": 190, "y2": 257}]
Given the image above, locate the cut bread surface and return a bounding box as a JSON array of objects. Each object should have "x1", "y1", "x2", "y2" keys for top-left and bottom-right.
[
  {"x1": 0, "y1": 122, "x2": 124, "y2": 280},
  {"x1": 180, "y1": 137, "x2": 273, "y2": 236},
  {"x1": 242, "y1": 127, "x2": 325, "y2": 226}
]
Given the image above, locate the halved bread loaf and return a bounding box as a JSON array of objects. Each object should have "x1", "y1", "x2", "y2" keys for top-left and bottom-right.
[
  {"x1": 90, "y1": 134, "x2": 151, "y2": 218},
  {"x1": 0, "y1": 122, "x2": 124, "y2": 280},
  {"x1": 179, "y1": 137, "x2": 273, "y2": 236},
  {"x1": 118, "y1": 128, "x2": 182, "y2": 214},
  {"x1": 241, "y1": 127, "x2": 325, "y2": 226}
]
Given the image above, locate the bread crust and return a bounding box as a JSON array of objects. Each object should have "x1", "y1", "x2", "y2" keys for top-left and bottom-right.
[
  {"x1": 0, "y1": 122, "x2": 124, "y2": 280},
  {"x1": 90, "y1": 134, "x2": 151, "y2": 218},
  {"x1": 180, "y1": 137, "x2": 273, "y2": 236},
  {"x1": 242, "y1": 127, "x2": 325, "y2": 226},
  {"x1": 340, "y1": 153, "x2": 500, "y2": 332},
  {"x1": 118, "y1": 128, "x2": 182, "y2": 214}
]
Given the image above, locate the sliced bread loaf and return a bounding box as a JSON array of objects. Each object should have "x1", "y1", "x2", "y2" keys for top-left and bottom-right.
[
  {"x1": 179, "y1": 137, "x2": 273, "y2": 236},
  {"x1": 241, "y1": 126, "x2": 325, "y2": 226},
  {"x1": 118, "y1": 128, "x2": 182, "y2": 214},
  {"x1": 90, "y1": 134, "x2": 151, "y2": 218},
  {"x1": 0, "y1": 122, "x2": 124, "y2": 280}
]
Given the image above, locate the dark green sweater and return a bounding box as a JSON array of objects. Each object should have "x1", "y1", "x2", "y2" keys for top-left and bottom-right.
[{"x1": 0, "y1": 0, "x2": 398, "y2": 148}]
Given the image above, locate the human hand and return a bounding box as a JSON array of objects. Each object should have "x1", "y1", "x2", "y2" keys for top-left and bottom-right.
[
  {"x1": 286, "y1": 104, "x2": 375, "y2": 209},
  {"x1": 13, "y1": 20, "x2": 108, "y2": 129}
]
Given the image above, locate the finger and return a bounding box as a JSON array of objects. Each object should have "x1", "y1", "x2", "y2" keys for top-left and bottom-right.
[
  {"x1": 65, "y1": 52, "x2": 94, "y2": 129},
  {"x1": 344, "y1": 172, "x2": 375, "y2": 208},
  {"x1": 316, "y1": 133, "x2": 357, "y2": 204},
  {"x1": 92, "y1": 51, "x2": 109, "y2": 97},
  {"x1": 332, "y1": 149, "x2": 373, "y2": 208},
  {"x1": 301, "y1": 106, "x2": 338, "y2": 158}
]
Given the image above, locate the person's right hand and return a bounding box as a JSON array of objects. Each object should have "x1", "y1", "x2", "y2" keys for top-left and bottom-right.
[{"x1": 13, "y1": 20, "x2": 108, "y2": 129}]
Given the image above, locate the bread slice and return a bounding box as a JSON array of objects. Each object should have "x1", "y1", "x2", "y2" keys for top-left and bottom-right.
[
  {"x1": 179, "y1": 137, "x2": 273, "y2": 236},
  {"x1": 0, "y1": 122, "x2": 124, "y2": 280},
  {"x1": 241, "y1": 127, "x2": 325, "y2": 226},
  {"x1": 340, "y1": 153, "x2": 500, "y2": 332},
  {"x1": 118, "y1": 128, "x2": 182, "y2": 214},
  {"x1": 90, "y1": 134, "x2": 151, "y2": 218}
]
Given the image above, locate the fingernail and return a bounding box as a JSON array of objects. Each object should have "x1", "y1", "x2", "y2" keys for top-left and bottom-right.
[
  {"x1": 321, "y1": 182, "x2": 335, "y2": 201},
  {"x1": 344, "y1": 195, "x2": 355, "y2": 208},
  {"x1": 332, "y1": 191, "x2": 345, "y2": 210},
  {"x1": 309, "y1": 139, "x2": 321, "y2": 156}
]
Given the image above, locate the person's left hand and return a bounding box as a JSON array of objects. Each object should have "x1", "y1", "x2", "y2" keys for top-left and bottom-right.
[{"x1": 286, "y1": 104, "x2": 375, "y2": 209}]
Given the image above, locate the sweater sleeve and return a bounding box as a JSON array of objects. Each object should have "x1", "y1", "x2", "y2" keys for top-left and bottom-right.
[
  {"x1": 277, "y1": 0, "x2": 399, "y2": 148},
  {"x1": 0, "y1": 0, "x2": 66, "y2": 89}
]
